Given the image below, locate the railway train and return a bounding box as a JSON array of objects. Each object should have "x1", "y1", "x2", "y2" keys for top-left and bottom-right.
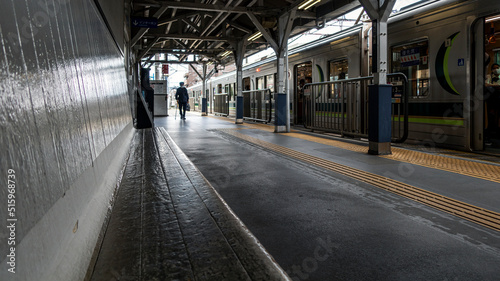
[{"x1": 188, "y1": 0, "x2": 500, "y2": 152}]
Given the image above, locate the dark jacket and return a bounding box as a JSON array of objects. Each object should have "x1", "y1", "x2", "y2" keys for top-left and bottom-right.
[{"x1": 176, "y1": 87, "x2": 189, "y2": 103}]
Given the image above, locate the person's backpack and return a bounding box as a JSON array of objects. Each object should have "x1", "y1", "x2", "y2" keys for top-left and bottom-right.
[{"x1": 177, "y1": 87, "x2": 189, "y2": 103}]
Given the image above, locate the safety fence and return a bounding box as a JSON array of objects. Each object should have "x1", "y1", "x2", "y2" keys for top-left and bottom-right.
[
  {"x1": 303, "y1": 73, "x2": 408, "y2": 143},
  {"x1": 242, "y1": 89, "x2": 273, "y2": 123}
]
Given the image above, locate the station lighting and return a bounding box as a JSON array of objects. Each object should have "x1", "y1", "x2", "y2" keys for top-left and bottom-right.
[
  {"x1": 298, "y1": 0, "x2": 321, "y2": 10},
  {"x1": 220, "y1": 50, "x2": 232, "y2": 58},
  {"x1": 248, "y1": 31, "x2": 263, "y2": 41},
  {"x1": 486, "y1": 15, "x2": 500, "y2": 23}
]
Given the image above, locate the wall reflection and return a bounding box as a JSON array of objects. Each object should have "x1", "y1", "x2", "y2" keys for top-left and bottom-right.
[{"x1": 0, "y1": 0, "x2": 131, "y2": 249}]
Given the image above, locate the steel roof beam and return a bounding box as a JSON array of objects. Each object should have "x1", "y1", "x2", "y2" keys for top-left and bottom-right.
[
  {"x1": 157, "y1": 11, "x2": 201, "y2": 26},
  {"x1": 131, "y1": 6, "x2": 168, "y2": 47},
  {"x1": 148, "y1": 48, "x2": 224, "y2": 52},
  {"x1": 145, "y1": 50, "x2": 219, "y2": 57},
  {"x1": 138, "y1": 37, "x2": 161, "y2": 59},
  {"x1": 224, "y1": 20, "x2": 252, "y2": 33},
  {"x1": 153, "y1": 1, "x2": 279, "y2": 15},
  {"x1": 146, "y1": 34, "x2": 234, "y2": 42},
  {"x1": 184, "y1": 0, "x2": 243, "y2": 60},
  {"x1": 246, "y1": 12, "x2": 278, "y2": 52}
]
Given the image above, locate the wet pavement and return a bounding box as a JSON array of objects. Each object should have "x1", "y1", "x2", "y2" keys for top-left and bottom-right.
[
  {"x1": 89, "y1": 127, "x2": 289, "y2": 280},
  {"x1": 153, "y1": 112, "x2": 500, "y2": 281}
]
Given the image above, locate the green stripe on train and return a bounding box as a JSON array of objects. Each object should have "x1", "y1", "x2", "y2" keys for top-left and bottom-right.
[
  {"x1": 313, "y1": 112, "x2": 463, "y2": 126},
  {"x1": 406, "y1": 117, "x2": 463, "y2": 126}
]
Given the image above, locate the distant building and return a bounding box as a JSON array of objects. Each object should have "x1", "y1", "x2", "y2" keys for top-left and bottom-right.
[{"x1": 185, "y1": 63, "x2": 236, "y2": 86}]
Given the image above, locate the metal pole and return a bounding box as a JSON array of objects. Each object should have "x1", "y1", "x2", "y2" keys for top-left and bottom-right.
[
  {"x1": 285, "y1": 48, "x2": 290, "y2": 132},
  {"x1": 202, "y1": 63, "x2": 208, "y2": 116},
  {"x1": 358, "y1": 0, "x2": 396, "y2": 155}
]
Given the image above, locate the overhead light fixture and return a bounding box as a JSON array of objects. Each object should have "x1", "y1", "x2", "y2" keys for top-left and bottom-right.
[
  {"x1": 298, "y1": 0, "x2": 321, "y2": 10},
  {"x1": 248, "y1": 31, "x2": 263, "y2": 41},
  {"x1": 486, "y1": 15, "x2": 500, "y2": 23},
  {"x1": 220, "y1": 50, "x2": 232, "y2": 58}
]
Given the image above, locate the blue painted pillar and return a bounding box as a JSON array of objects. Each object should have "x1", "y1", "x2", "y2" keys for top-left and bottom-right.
[
  {"x1": 368, "y1": 84, "x2": 392, "y2": 155},
  {"x1": 274, "y1": 53, "x2": 288, "y2": 132},
  {"x1": 235, "y1": 66, "x2": 244, "y2": 124},
  {"x1": 357, "y1": 0, "x2": 396, "y2": 155},
  {"x1": 236, "y1": 96, "x2": 244, "y2": 122},
  {"x1": 275, "y1": 93, "x2": 287, "y2": 129},
  {"x1": 202, "y1": 98, "x2": 207, "y2": 116},
  {"x1": 232, "y1": 39, "x2": 246, "y2": 124},
  {"x1": 201, "y1": 64, "x2": 208, "y2": 116}
]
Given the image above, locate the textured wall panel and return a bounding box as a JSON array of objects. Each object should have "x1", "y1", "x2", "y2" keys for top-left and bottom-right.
[{"x1": 0, "y1": 0, "x2": 131, "y2": 259}]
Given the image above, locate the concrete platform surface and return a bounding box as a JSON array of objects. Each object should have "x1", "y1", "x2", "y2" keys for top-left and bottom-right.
[
  {"x1": 88, "y1": 127, "x2": 289, "y2": 281},
  {"x1": 154, "y1": 112, "x2": 500, "y2": 281}
]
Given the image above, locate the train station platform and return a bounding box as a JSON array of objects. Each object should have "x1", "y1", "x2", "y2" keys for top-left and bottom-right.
[
  {"x1": 89, "y1": 111, "x2": 500, "y2": 281},
  {"x1": 88, "y1": 127, "x2": 289, "y2": 280}
]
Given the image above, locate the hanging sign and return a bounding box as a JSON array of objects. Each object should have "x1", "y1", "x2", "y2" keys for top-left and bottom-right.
[{"x1": 131, "y1": 17, "x2": 158, "y2": 28}]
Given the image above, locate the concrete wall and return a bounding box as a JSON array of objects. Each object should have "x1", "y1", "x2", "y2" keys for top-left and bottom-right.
[{"x1": 0, "y1": 0, "x2": 133, "y2": 279}]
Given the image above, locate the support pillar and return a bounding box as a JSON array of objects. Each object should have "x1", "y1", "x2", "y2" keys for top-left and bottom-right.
[
  {"x1": 359, "y1": 0, "x2": 396, "y2": 155},
  {"x1": 190, "y1": 63, "x2": 214, "y2": 117},
  {"x1": 201, "y1": 64, "x2": 208, "y2": 116},
  {"x1": 232, "y1": 38, "x2": 247, "y2": 124},
  {"x1": 236, "y1": 67, "x2": 244, "y2": 124},
  {"x1": 274, "y1": 10, "x2": 295, "y2": 133},
  {"x1": 275, "y1": 53, "x2": 287, "y2": 132},
  {"x1": 247, "y1": 8, "x2": 295, "y2": 132},
  {"x1": 368, "y1": 84, "x2": 392, "y2": 155}
]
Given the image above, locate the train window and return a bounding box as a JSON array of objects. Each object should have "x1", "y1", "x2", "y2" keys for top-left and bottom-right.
[
  {"x1": 329, "y1": 59, "x2": 348, "y2": 81},
  {"x1": 485, "y1": 15, "x2": 500, "y2": 86},
  {"x1": 265, "y1": 74, "x2": 274, "y2": 92},
  {"x1": 391, "y1": 40, "x2": 429, "y2": 97},
  {"x1": 217, "y1": 84, "x2": 222, "y2": 94},
  {"x1": 295, "y1": 62, "x2": 312, "y2": 124},
  {"x1": 229, "y1": 83, "x2": 235, "y2": 100},
  {"x1": 329, "y1": 59, "x2": 348, "y2": 98},
  {"x1": 243, "y1": 77, "x2": 251, "y2": 91},
  {"x1": 484, "y1": 15, "x2": 500, "y2": 148},
  {"x1": 256, "y1": 76, "x2": 265, "y2": 89}
]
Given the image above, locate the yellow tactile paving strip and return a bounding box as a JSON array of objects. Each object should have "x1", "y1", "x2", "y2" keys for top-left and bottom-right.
[
  {"x1": 217, "y1": 128, "x2": 500, "y2": 232},
  {"x1": 209, "y1": 116, "x2": 500, "y2": 183},
  {"x1": 240, "y1": 123, "x2": 278, "y2": 132},
  {"x1": 285, "y1": 133, "x2": 500, "y2": 184}
]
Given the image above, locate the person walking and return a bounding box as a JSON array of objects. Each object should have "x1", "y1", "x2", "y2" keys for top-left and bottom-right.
[{"x1": 175, "y1": 82, "x2": 189, "y2": 120}]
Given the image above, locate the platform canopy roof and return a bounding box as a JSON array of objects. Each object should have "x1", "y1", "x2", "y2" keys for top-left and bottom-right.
[{"x1": 131, "y1": 0, "x2": 360, "y2": 66}]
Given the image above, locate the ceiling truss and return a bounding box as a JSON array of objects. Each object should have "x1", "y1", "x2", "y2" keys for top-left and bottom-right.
[{"x1": 130, "y1": 0, "x2": 360, "y2": 66}]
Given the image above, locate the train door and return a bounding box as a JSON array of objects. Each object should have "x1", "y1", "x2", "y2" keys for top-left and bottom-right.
[
  {"x1": 243, "y1": 77, "x2": 251, "y2": 91},
  {"x1": 294, "y1": 62, "x2": 312, "y2": 124},
  {"x1": 473, "y1": 14, "x2": 500, "y2": 151}
]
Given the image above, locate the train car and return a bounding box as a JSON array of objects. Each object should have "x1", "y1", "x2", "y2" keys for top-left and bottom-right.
[{"x1": 188, "y1": 0, "x2": 500, "y2": 152}]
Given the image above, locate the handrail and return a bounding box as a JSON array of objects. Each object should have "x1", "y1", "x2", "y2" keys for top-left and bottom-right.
[
  {"x1": 242, "y1": 88, "x2": 273, "y2": 123},
  {"x1": 303, "y1": 73, "x2": 408, "y2": 143},
  {"x1": 390, "y1": 73, "x2": 409, "y2": 143}
]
